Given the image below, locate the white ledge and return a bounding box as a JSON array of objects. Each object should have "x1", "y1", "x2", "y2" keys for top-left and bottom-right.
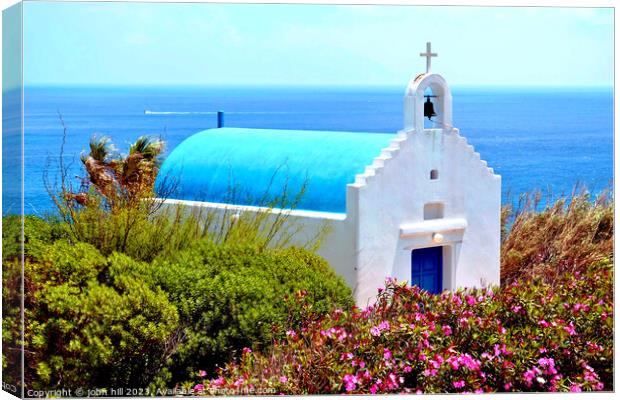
[
  {"x1": 400, "y1": 218, "x2": 468, "y2": 238},
  {"x1": 158, "y1": 198, "x2": 347, "y2": 221}
]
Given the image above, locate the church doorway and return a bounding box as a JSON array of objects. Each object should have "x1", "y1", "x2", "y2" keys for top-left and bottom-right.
[{"x1": 411, "y1": 246, "x2": 443, "y2": 294}]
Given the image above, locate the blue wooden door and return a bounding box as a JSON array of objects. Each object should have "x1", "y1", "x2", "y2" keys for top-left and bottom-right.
[{"x1": 411, "y1": 247, "x2": 443, "y2": 294}]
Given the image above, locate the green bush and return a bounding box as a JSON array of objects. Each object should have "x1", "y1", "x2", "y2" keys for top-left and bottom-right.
[
  {"x1": 3, "y1": 215, "x2": 67, "y2": 390},
  {"x1": 152, "y1": 241, "x2": 354, "y2": 383},
  {"x1": 3, "y1": 215, "x2": 352, "y2": 389},
  {"x1": 2, "y1": 253, "x2": 22, "y2": 390},
  {"x1": 2, "y1": 215, "x2": 65, "y2": 261},
  {"x1": 21, "y1": 240, "x2": 179, "y2": 391}
]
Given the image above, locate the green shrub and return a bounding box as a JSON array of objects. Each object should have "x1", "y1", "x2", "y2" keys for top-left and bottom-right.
[
  {"x1": 2, "y1": 256, "x2": 22, "y2": 390},
  {"x1": 2, "y1": 215, "x2": 65, "y2": 261},
  {"x1": 21, "y1": 240, "x2": 179, "y2": 391},
  {"x1": 152, "y1": 241, "x2": 354, "y2": 383},
  {"x1": 2, "y1": 215, "x2": 66, "y2": 390},
  {"x1": 3, "y1": 214, "x2": 347, "y2": 389}
]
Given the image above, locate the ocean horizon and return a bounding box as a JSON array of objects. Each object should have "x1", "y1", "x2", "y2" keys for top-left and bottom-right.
[{"x1": 2, "y1": 84, "x2": 614, "y2": 216}]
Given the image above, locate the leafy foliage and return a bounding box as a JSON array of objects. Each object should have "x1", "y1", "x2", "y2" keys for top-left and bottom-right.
[
  {"x1": 152, "y1": 240, "x2": 354, "y2": 383},
  {"x1": 3, "y1": 232, "x2": 181, "y2": 391},
  {"x1": 27, "y1": 245, "x2": 180, "y2": 390},
  {"x1": 2, "y1": 216, "x2": 351, "y2": 391}
]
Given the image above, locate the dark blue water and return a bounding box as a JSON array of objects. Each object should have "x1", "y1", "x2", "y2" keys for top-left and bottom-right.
[{"x1": 3, "y1": 85, "x2": 613, "y2": 216}]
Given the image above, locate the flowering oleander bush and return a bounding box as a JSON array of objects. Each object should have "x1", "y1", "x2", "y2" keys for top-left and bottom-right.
[{"x1": 193, "y1": 258, "x2": 612, "y2": 394}]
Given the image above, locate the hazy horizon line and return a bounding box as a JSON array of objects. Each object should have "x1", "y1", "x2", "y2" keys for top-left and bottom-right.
[{"x1": 12, "y1": 83, "x2": 615, "y2": 91}]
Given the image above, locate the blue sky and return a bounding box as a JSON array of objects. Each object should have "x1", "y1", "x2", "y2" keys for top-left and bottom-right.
[{"x1": 22, "y1": 2, "x2": 613, "y2": 87}]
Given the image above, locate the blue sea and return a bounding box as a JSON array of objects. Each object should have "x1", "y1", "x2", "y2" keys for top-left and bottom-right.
[{"x1": 2, "y1": 85, "x2": 614, "y2": 216}]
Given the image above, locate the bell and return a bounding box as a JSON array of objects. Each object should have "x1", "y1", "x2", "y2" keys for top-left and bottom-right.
[{"x1": 424, "y1": 96, "x2": 437, "y2": 120}]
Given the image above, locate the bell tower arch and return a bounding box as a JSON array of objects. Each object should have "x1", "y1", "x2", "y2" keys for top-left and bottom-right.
[
  {"x1": 404, "y1": 73, "x2": 453, "y2": 132},
  {"x1": 403, "y1": 43, "x2": 452, "y2": 132}
]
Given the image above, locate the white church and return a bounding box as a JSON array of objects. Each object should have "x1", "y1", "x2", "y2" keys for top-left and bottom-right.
[{"x1": 159, "y1": 43, "x2": 501, "y2": 305}]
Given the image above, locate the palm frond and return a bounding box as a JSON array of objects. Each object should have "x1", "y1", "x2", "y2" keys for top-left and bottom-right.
[
  {"x1": 129, "y1": 136, "x2": 164, "y2": 161},
  {"x1": 88, "y1": 136, "x2": 113, "y2": 162}
]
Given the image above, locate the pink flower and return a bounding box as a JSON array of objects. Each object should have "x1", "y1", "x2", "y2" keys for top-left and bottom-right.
[
  {"x1": 572, "y1": 303, "x2": 589, "y2": 312},
  {"x1": 563, "y1": 322, "x2": 577, "y2": 335},
  {"x1": 387, "y1": 373, "x2": 400, "y2": 389},
  {"x1": 242, "y1": 347, "x2": 252, "y2": 354},
  {"x1": 587, "y1": 341, "x2": 604, "y2": 352},
  {"x1": 379, "y1": 321, "x2": 390, "y2": 330},
  {"x1": 466, "y1": 295, "x2": 476, "y2": 306},
  {"x1": 458, "y1": 354, "x2": 481, "y2": 371},
  {"x1": 211, "y1": 377, "x2": 224, "y2": 387},
  {"x1": 193, "y1": 384, "x2": 205, "y2": 393},
  {"x1": 429, "y1": 355, "x2": 443, "y2": 369},
  {"x1": 233, "y1": 377, "x2": 245, "y2": 388},
  {"x1": 523, "y1": 367, "x2": 542, "y2": 386},
  {"x1": 570, "y1": 384, "x2": 582, "y2": 392},
  {"x1": 369, "y1": 384, "x2": 378, "y2": 394},
  {"x1": 442, "y1": 325, "x2": 453, "y2": 336},
  {"x1": 493, "y1": 343, "x2": 511, "y2": 357},
  {"x1": 198, "y1": 370, "x2": 207, "y2": 377},
  {"x1": 370, "y1": 321, "x2": 390, "y2": 337},
  {"x1": 584, "y1": 370, "x2": 599, "y2": 383},
  {"x1": 538, "y1": 319, "x2": 550, "y2": 328},
  {"x1": 279, "y1": 376, "x2": 288, "y2": 384},
  {"x1": 343, "y1": 374, "x2": 358, "y2": 392},
  {"x1": 383, "y1": 348, "x2": 392, "y2": 360},
  {"x1": 538, "y1": 358, "x2": 557, "y2": 375},
  {"x1": 453, "y1": 380, "x2": 465, "y2": 389},
  {"x1": 538, "y1": 357, "x2": 554, "y2": 368},
  {"x1": 503, "y1": 383, "x2": 512, "y2": 391}
]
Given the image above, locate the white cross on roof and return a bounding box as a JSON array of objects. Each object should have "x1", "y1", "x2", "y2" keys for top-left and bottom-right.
[{"x1": 420, "y1": 42, "x2": 437, "y2": 74}]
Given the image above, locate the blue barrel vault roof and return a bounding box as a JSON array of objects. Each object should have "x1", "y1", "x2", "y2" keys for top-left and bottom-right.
[{"x1": 157, "y1": 127, "x2": 395, "y2": 213}]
